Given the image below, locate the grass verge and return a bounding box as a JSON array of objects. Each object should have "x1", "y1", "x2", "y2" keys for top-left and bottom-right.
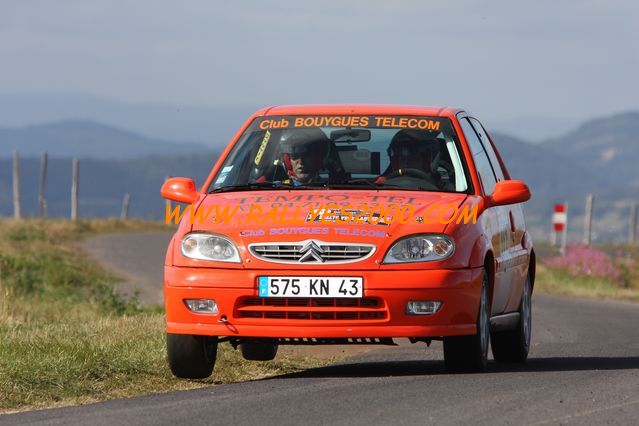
[
  {"x1": 0, "y1": 219, "x2": 337, "y2": 413},
  {"x1": 535, "y1": 243, "x2": 639, "y2": 303},
  {"x1": 535, "y1": 265, "x2": 639, "y2": 303}
]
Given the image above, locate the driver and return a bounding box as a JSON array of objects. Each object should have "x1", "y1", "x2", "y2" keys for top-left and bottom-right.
[
  {"x1": 279, "y1": 128, "x2": 330, "y2": 186},
  {"x1": 376, "y1": 129, "x2": 434, "y2": 184}
]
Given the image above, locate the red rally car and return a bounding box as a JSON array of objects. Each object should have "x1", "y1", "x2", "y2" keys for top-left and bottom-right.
[{"x1": 161, "y1": 105, "x2": 534, "y2": 377}]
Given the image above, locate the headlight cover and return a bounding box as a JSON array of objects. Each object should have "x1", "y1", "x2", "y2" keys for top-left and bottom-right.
[
  {"x1": 181, "y1": 233, "x2": 241, "y2": 263},
  {"x1": 383, "y1": 234, "x2": 454, "y2": 264}
]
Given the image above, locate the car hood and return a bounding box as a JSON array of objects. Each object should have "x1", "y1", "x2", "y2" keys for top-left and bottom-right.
[{"x1": 190, "y1": 189, "x2": 467, "y2": 244}]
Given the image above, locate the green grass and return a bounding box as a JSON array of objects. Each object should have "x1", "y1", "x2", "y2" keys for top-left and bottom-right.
[
  {"x1": 0, "y1": 219, "x2": 336, "y2": 413},
  {"x1": 0, "y1": 219, "x2": 170, "y2": 316},
  {"x1": 0, "y1": 311, "x2": 334, "y2": 412}
]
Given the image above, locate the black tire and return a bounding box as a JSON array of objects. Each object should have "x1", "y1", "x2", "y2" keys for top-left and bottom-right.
[
  {"x1": 167, "y1": 333, "x2": 218, "y2": 379},
  {"x1": 239, "y1": 339, "x2": 279, "y2": 361},
  {"x1": 491, "y1": 274, "x2": 532, "y2": 363},
  {"x1": 443, "y1": 268, "x2": 490, "y2": 373}
]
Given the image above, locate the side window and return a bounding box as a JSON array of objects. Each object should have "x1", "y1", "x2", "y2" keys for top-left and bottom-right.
[
  {"x1": 460, "y1": 118, "x2": 497, "y2": 195},
  {"x1": 469, "y1": 118, "x2": 505, "y2": 181},
  {"x1": 460, "y1": 118, "x2": 484, "y2": 155}
]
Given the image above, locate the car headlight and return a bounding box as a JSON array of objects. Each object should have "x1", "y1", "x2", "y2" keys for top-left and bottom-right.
[
  {"x1": 181, "y1": 233, "x2": 241, "y2": 263},
  {"x1": 383, "y1": 234, "x2": 454, "y2": 264}
]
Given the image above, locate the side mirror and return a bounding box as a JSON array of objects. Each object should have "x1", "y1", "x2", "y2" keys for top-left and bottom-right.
[
  {"x1": 161, "y1": 177, "x2": 198, "y2": 204},
  {"x1": 489, "y1": 180, "x2": 531, "y2": 206}
]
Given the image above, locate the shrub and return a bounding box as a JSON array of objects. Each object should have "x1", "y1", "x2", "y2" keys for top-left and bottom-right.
[{"x1": 542, "y1": 244, "x2": 638, "y2": 287}]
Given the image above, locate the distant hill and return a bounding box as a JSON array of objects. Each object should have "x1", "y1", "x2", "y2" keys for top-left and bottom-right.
[
  {"x1": 0, "y1": 92, "x2": 258, "y2": 145},
  {"x1": 541, "y1": 111, "x2": 639, "y2": 190},
  {"x1": 490, "y1": 115, "x2": 639, "y2": 243},
  {"x1": 490, "y1": 117, "x2": 580, "y2": 142},
  {"x1": 0, "y1": 120, "x2": 210, "y2": 159},
  {"x1": 490, "y1": 131, "x2": 612, "y2": 199}
]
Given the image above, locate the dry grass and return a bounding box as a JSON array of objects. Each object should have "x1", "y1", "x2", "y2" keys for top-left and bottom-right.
[
  {"x1": 535, "y1": 265, "x2": 639, "y2": 302},
  {"x1": 0, "y1": 218, "x2": 169, "y2": 244},
  {"x1": 0, "y1": 219, "x2": 337, "y2": 414},
  {"x1": 0, "y1": 310, "x2": 335, "y2": 413}
]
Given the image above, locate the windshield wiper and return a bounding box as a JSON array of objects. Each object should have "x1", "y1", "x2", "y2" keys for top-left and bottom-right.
[{"x1": 209, "y1": 181, "x2": 296, "y2": 193}]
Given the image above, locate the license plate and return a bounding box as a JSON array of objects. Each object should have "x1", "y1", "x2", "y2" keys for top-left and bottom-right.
[{"x1": 258, "y1": 276, "x2": 363, "y2": 298}]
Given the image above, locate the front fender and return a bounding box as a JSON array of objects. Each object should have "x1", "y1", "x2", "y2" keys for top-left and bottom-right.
[{"x1": 469, "y1": 233, "x2": 492, "y2": 268}]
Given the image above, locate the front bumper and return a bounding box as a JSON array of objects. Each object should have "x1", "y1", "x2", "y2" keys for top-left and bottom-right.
[{"x1": 164, "y1": 266, "x2": 483, "y2": 338}]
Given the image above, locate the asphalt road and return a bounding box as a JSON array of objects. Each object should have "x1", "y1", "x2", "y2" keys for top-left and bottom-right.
[
  {"x1": 4, "y1": 234, "x2": 639, "y2": 425},
  {"x1": 80, "y1": 231, "x2": 173, "y2": 305}
]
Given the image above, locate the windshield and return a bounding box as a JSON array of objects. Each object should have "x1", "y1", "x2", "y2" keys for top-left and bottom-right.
[{"x1": 209, "y1": 115, "x2": 469, "y2": 193}]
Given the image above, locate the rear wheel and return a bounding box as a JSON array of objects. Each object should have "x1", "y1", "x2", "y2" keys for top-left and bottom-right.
[
  {"x1": 240, "y1": 339, "x2": 279, "y2": 361},
  {"x1": 491, "y1": 274, "x2": 532, "y2": 362},
  {"x1": 443, "y1": 268, "x2": 490, "y2": 373},
  {"x1": 167, "y1": 333, "x2": 218, "y2": 379}
]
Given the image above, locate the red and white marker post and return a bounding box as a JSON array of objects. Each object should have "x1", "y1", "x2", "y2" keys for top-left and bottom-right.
[{"x1": 552, "y1": 203, "x2": 568, "y2": 254}]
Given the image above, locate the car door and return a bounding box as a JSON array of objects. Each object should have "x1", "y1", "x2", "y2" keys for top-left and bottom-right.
[
  {"x1": 469, "y1": 117, "x2": 528, "y2": 313},
  {"x1": 458, "y1": 117, "x2": 511, "y2": 316}
]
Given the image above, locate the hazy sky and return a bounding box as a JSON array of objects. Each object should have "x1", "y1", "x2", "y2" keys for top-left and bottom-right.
[{"x1": 2, "y1": 0, "x2": 638, "y2": 125}]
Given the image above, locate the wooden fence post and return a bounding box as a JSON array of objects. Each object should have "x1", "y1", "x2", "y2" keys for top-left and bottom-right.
[
  {"x1": 560, "y1": 203, "x2": 568, "y2": 255},
  {"x1": 12, "y1": 151, "x2": 21, "y2": 220},
  {"x1": 583, "y1": 194, "x2": 593, "y2": 246},
  {"x1": 39, "y1": 152, "x2": 48, "y2": 218},
  {"x1": 120, "y1": 193, "x2": 131, "y2": 220},
  {"x1": 71, "y1": 158, "x2": 79, "y2": 221},
  {"x1": 630, "y1": 203, "x2": 638, "y2": 245}
]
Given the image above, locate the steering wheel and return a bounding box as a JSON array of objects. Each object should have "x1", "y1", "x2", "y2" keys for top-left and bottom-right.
[
  {"x1": 384, "y1": 168, "x2": 439, "y2": 190},
  {"x1": 433, "y1": 159, "x2": 453, "y2": 177},
  {"x1": 386, "y1": 168, "x2": 431, "y2": 181}
]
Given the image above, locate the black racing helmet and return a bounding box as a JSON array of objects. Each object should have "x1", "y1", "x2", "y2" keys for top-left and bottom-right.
[
  {"x1": 280, "y1": 128, "x2": 330, "y2": 173},
  {"x1": 387, "y1": 129, "x2": 439, "y2": 171},
  {"x1": 280, "y1": 128, "x2": 330, "y2": 156}
]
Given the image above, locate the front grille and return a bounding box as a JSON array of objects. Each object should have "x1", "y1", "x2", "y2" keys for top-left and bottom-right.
[
  {"x1": 235, "y1": 297, "x2": 387, "y2": 321},
  {"x1": 248, "y1": 240, "x2": 375, "y2": 264}
]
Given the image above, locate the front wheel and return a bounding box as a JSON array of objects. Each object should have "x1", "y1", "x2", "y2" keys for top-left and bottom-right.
[
  {"x1": 443, "y1": 268, "x2": 490, "y2": 373},
  {"x1": 491, "y1": 274, "x2": 532, "y2": 363},
  {"x1": 167, "y1": 333, "x2": 218, "y2": 379}
]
